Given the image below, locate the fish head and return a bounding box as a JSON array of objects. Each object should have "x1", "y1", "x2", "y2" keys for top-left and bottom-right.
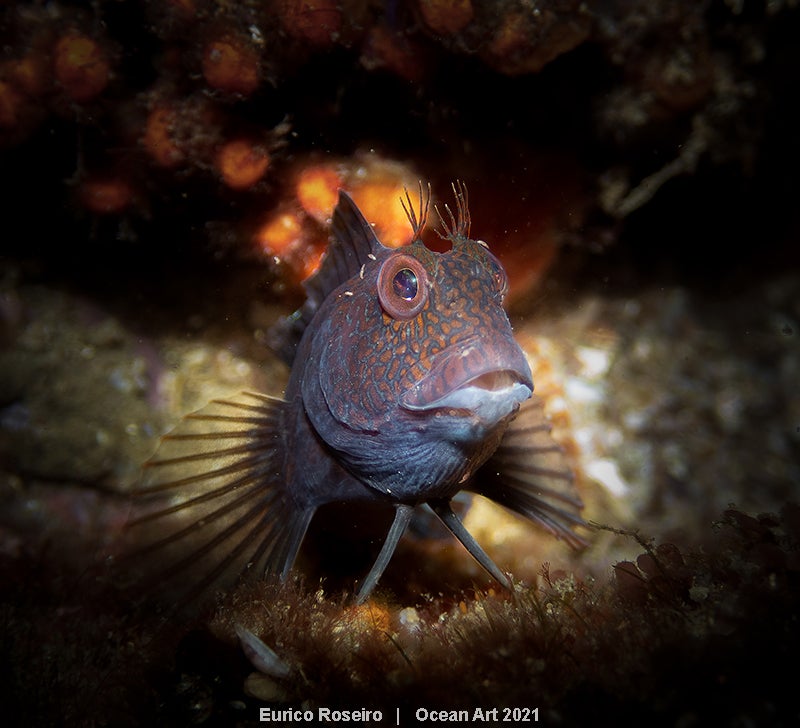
[
  {"x1": 304, "y1": 188, "x2": 533, "y2": 485},
  {"x1": 387, "y1": 237, "x2": 534, "y2": 434}
]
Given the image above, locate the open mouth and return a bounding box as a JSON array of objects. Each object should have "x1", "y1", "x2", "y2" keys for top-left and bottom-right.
[
  {"x1": 401, "y1": 336, "x2": 534, "y2": 417},
  {"x1": 402, "y1": 361, "x2": 533, "y2": 424},
  {"x1": 407, "y1": 370, "x2": 531, "y2": 421},
  {"x1": 467, "y1": 370, "x2": 522, "y2": 393}
]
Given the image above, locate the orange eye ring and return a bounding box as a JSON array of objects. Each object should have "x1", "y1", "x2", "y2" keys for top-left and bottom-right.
[{"x1": 377, "y1": 253, "x2": 429, "y2": 319}]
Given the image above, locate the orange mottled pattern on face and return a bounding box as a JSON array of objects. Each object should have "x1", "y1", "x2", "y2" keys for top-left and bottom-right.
[{"x1": 319, "y1": 236, "x2": 511, "y2": 429}]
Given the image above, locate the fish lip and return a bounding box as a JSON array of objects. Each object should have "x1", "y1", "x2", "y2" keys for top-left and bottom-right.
[{"x1": 400, "y1": 339, "x2": 533, "y2": 418}]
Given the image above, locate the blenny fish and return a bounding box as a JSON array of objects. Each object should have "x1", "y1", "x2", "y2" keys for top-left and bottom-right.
[{"x1": 128, "y1": 183, "x2": 586, "y2": 604}]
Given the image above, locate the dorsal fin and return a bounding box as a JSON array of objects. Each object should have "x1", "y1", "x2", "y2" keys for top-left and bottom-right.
[
  {"x1": 267, "y1": 191, "x2": 387, "y2": 365},
  {"x1": 315, "y1": 190, "x2": 385, "y2": 305}
]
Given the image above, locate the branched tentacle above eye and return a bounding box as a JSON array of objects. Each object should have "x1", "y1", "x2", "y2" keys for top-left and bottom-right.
[
  {"x1": 435, "y1": 180, "x2": 471, "y2": 243},
  {"x1": 401, "y1": 181, "x2": 431, "y2": 242}
]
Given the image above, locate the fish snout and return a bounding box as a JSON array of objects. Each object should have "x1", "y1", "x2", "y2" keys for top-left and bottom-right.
[{"x1": 401, "y1": 339, "x2": 533, "y2": 424}]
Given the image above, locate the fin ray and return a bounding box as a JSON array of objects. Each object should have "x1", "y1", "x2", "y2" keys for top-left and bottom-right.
[
  {"x1": 430, "y1": 500, "x2": 511, "y2": 588},
  {"x1": 121, "y1": 393, "x2": 312, "y2": 609},
  {"x1": 267, "y1": 191, "x2": 388, "y2": 365},
  {"x1": 355, "y1": 504, "x2": 414, "y2": 604},
  {"x1": 474, "y1": 396, "x2": 588, "y2": 548}
]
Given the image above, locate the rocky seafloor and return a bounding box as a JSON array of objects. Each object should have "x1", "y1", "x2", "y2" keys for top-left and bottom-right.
[{"x1": 1, "y1": 1, "x2": 799, "y2": 726}]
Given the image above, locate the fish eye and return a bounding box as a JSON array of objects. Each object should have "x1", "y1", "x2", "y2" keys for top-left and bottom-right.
[
  {"x1": 393, "y1": 268, "x2": 418, "y2": 300},
  {"x1": 377, "y1": 253, "x2": 428, "y2": 319},
  {"x1": 486, "y1": 251, "x2": 509, "y2": 302}
]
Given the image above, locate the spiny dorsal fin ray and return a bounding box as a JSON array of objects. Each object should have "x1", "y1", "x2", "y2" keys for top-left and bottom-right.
[{"x1": 267, "y1": 191, "x2": 388, "y2": 365}]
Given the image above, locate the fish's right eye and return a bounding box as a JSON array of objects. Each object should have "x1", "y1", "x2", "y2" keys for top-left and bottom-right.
[
  {"x1": 377, "y1": 253, "x2": 429, "y2": 320},
  {"x1": 393, "y1": 268, "x2": 418, "y2": 300}
]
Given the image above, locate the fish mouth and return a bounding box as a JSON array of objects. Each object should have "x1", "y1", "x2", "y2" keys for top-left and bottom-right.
[{"x1": 400, "y1": 340, "x2": 533, "y2": 423}]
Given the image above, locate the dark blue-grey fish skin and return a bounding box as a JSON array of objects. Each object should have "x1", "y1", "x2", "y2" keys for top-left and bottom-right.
[{"x1": 126, "y1": 185, "x2": 586, "y2": 605}]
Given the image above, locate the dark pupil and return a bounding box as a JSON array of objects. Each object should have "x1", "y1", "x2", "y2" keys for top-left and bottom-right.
[{"x1": 392, "y1": 268, "x2": 418, "y2": 301}]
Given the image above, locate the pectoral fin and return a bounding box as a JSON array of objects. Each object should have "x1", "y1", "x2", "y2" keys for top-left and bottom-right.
[
  {"x1": 474, "y1": 396, "x2": 588, "y2": 549},
  {"x1": 121, "y1": 392, "x2": 313, "y2": 607}
]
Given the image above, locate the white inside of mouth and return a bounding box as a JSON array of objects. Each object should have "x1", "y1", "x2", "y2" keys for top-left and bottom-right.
[
  {"x1": 468, "y1": 370, "x2": 520, "y2": 392},
  {"x1": 420, "y1": 372, "x2": 532, "y2": 421}
]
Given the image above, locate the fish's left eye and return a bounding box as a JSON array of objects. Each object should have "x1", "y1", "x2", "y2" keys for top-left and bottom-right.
[
  {"x1": 486, "y1": 251, "x2": 509, "y2": 302},
  {"x1": 377, "y1": 253, "x2": 429, "y2": 320}
]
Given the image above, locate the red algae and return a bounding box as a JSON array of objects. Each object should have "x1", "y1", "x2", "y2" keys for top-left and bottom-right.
[
  {"x1": 348, "y1": 180, "x2": 417, "y2": 248},
  {"x1": 417, "y1": 0, "x2": 474, "y2": 36},
  {"x1": 4, "y1": 53, "x2": 49, "y2": 98},
  {"x1": 216, "y1": 139, "x2": 271, "y2": 190},
  {"x1": 202, "y1": 35, "x2": 260, "y2": 96},
  {"x1": 78, "y1": 175, "x2": 134, "y2": 215},
  {"x1": 360, "y1": 24, "x2": 429, "y2": 82},
  {"x1": 253, "y1": 153, "x2": 421, "y2": 280},
  {"x1": 480, "y1": 5, "x2": 590, "y2": 76},
  {"x1": 295, "y1": 164, "x2": 343, "y2": 223},
  {"x1": 255, "y1": 209, "x2": 307, "y2": 257},
  {"x1": 195, "y1": 506, "x2": 800, "y2": 720},
  {"x1": 0, "y1": 80, "x2": 23, "y2": 128},
  {"x1": 143, "y1": 104, "x2": 184, "y2": 168},
  {"x1": 281, "y1": 0, "x2": 343, "y2": 48},
  {"x1": 0, "y1": 0, "x2": 780, "y2": 272},
  {"x1": 53, "y1": 32, "x2": 110, "y2": 103}
]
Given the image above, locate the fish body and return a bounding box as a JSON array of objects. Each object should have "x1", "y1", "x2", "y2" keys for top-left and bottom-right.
[{"x1": 129, "y1": 184, "x2": 585, "y2": 603}]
